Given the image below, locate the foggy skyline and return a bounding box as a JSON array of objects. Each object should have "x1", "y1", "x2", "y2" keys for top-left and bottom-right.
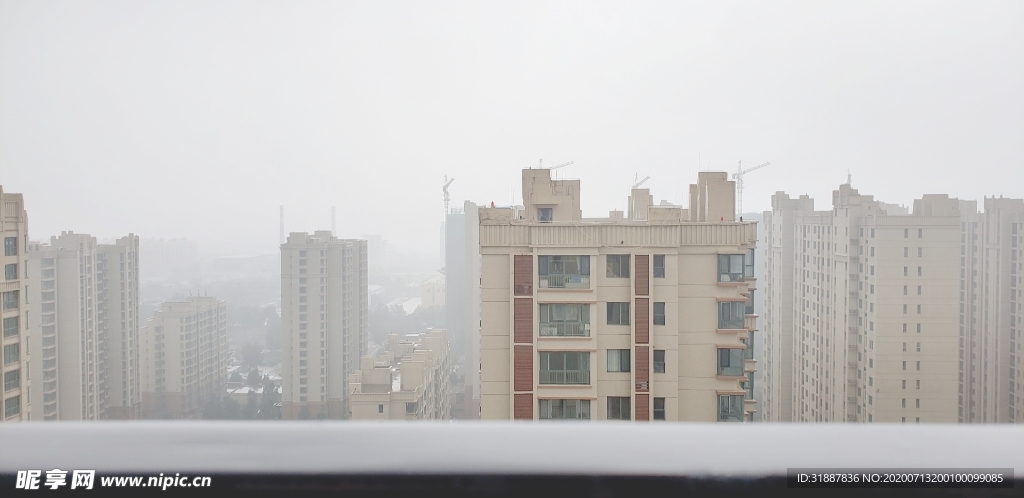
[{"x1": 1, "y1": 1, "x2": 1021, "y2": 259}]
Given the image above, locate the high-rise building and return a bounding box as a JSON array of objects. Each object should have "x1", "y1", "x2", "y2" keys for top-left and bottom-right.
[
  {"x1": 763, "y1": 184, "x2": 960, "y2": 423},
  {"x1": 479, "y1": 169, "x2": 758, "y2": 421},
  {"x1": 445, "y1": 200, "x2": 481, "y2": 419},
  {"x1": 349, "y1": 329, "x2": 452, "y2": 420},
  {"x1": 26, "y1": 232, "x2": 140, "y2": 421},
  {"x1": 1, "y1": 187, "x2": 30, "y2": 422},
  {"x1": 958, "y1": 197, "x2": 1024, "y2": 423},
  {"x1": 139, "y1": 296, "x2": 227, "y2": 419},
  {"x1": 280, "y1": 231, "x2": 368, "y2": 419}
]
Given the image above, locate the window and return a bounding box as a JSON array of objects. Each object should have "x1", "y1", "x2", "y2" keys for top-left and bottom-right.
[
  {"x1": 718, "y1": 395, "x2": 743, "y2": 422},
  {"x1": 718, "y1": 348, "x2": 744, "y2": 376},
  {"x1": 918, "y1": 229, "x2": 923, "y2": 238},
  {"x1": 539, "y1": 303, "x2": 590, "y2": 337},
  {"x1": 1, "y1": 291, "x2": 18, "y2": 311},
  {"x1": 916, "y1": 342, "x2": 921, "y2": 352},
  {"x1": 406, "y1": 402, "x2": 418, "y2": 414},
  {"x1": 539, "y1": 352, "x2": 590, "y2": 385},
  {"x1": 538, "y1": 256, "x2": 590, "y2": 289},
  {"x1": 718, "y1": 254, "x2": 745, "y2": 282},
  {"x1": 539, "y1": 399, "x2": 591, "y2": 420},
  {"x1": 3, "y1": 264, "x2": 15, "y2": 281},
  {"x1": 653, "y1": 398, "x2": 666, "y2": 420},
  {"x1": 653, "y1": 255, "x2": 665, "y2": 278},
  {"x1": 916, "y1": 361, "x2": 921, "y2": 371},
  {"x1": 653, "y1": 302, "x2": 665, "y2": 325},
  {"x1": 378, "y1": 404, "x2": 384, "y2": 414},
  {"x1": 744, "y1": 248, "x2": 755, "y2": 278},
  {"x1": 745, "y1": 371, "x2": 755, "y2": 400},
  {"x1": 918, "y1": 267, "x2": 922, "y2": 276},
  {"x1": 917, "y1": 286, "x2": 922, "y2": 296},
  {"x1": 607, "y1": 349, "x2": 631, "y2": 372},
  {"x1": 916, "y1": 380, "x2": 921, "y2": 389},
  {"x1": 3, "y1": 237, "x2": 15, "y2": 256},
  {"x1": 2, "y1": 317, "x2": 17, "y2": 338},
  {"x1": 4, "y1": 395, "x2": 19, "y2": 418},
  {"x1": 537, "y1": 207, "x2": 553, "y2": 222},
  {"x1": 3, "y1": 370, "x2": 18, "y2": 392},
  {"x1": 653, "y1": 350, "x2": 665, "y2": 373},
  {"x1": 3, "y1": 344, "x2": 18, "y2": 365},
  {"x1": 916, "y1": 399, "x2": 920, "y2": 408},
  {"x1": 718, "y1": 301, "x2": 745, "y2": 329},
  {"x1": 607, "y1": 397, "x2": 631, "y2": 420},
  {"x1": 606, "y1": 254, "x2": 630, "y2": 278},
  {"x1": 606, "y1": 302, "x2": 630, "y2": 325},
  {"x1": 904, "y1": 229, "x2": 909, "y2": 238},
  {"x1": 745, "y1": 290, "x2": 755, "y2": 315},
  {"x1": 918, "y1": 247, "x2": 923, "y2": 257}
]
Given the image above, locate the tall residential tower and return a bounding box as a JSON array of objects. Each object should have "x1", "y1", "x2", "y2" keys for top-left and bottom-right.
[{"x1": 280, "y1": 232, "x2": 368, "y2": 419}]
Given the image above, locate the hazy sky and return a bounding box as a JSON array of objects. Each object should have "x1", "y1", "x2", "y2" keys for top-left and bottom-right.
[{"x1": 1, "y1": 1, "x2": 1021, "y2": 260}]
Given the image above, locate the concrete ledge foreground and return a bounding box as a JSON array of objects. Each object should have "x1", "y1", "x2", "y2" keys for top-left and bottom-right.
[{"x1": 2, "y1": 422, "x2": 1023, "y2": 476}]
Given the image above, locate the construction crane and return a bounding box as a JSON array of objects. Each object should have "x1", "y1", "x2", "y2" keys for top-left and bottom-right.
[
  {"x1": 442, "y1": 175, "x2": 454, "y2": 215},
  {"x1": 632, "y1": 174, "x2": 651, "y2": 189},
  {"x1": 732, "y1": 160, "x2": 770, "y2": 218},
  {"x1": 538, "y1": 159, "x2": 574, "y2": 170}
]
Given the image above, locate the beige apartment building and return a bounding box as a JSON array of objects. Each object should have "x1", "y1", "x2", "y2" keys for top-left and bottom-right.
[
  {"x1": 764, "y1": 184, "x2": 961, "y2": 423},
  {"x1": 350, "y1": 329, "x2": 452, "y2": 420},
  {"x1": 280, "y1": 232, "x2": 368, "y2": 419},
  {"x1": 139, "y1": 296, "x2": 227, "y2": 419},
  {"x1": 479, "y1": 169, "x2": 758, "y2": 421},
  {"x1": 1, "y1": 187, "x2": 30, "y2": 422},
  {"x1": 25, "y1": 232, "x2": 141, "y2": 421}
]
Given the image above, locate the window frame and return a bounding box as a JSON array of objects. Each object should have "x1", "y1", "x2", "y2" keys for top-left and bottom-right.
[
  {"x1": 606, "y1": 349, "x2": 631, "y2": 373},
  {"x1": 653, "y1": 254, "x2": 665, "y2": 278},
  {"x1": 606, "y1": 254, "x2": 631, "y2": 278},
  {"x1": 539, "y1": 399, "x2": 591, "y2": 420},
  {"x1": 653, "y1": 350, "x2": 666, "y2": 373},
  {"x1": 606, "y1": 302, "x2": 630, "y2": 325},
  {"x1": 607, "y1": 396, "x2": 631, "y2": 420},
  {"x1": 653, "y1": 302, "x2": 666, "y2": 326},
  {"x1": 653, "y1": 397, "x2": 666, "y2": 420}
]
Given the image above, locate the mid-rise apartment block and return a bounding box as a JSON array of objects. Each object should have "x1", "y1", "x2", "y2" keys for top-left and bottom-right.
[
  {"x1": 25, "y1": 232, "x2": 140, "y2": 421},
  {"x1": 350, "y1": 329, "x2": 452, "y2": 420},
  {"x1": 1, "y1": 187, "x2": 30, "y2": 422},
  {"x1": 139, "y1": 296, "x2": 227, "y2": 419},
  {"x1": 763, "y1": 184, "x2": 960, "y2": 423},
  {"x1": 280, "y1": 232, "x2": 368, "y2": 419},
  {"x1": 479, "y1": 169, "x2": 758, "y2": 421}
]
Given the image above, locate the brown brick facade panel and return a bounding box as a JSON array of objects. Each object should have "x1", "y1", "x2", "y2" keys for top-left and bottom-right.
[
  {"x1": 634, "y1": 254, "x2": 649, "y2": 296},
  {"x1": 514, "y1": 393, "x2": 534, "y2": 420},
  {"x1": 635, "y1": 393, "x2": 650, "y2": 421},
  {"x1": 514, "y1": 298, "x2": 534, "y2": 344},
  {"x1": 514, "y1": 255, "x2": 533, "y2": 296},
  {"x1": 634, "y1": 298, "x2": 649, "y2": 344},
  {"x1": 635, "y1": 345, "x2": 649, "y2": 392},
  {"x1": 514, "y1": 345, "x2": 533, "y2": 392}
]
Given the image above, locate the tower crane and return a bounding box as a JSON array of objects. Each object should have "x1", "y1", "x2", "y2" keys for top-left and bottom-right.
[
  {"x1": 632, "y1": 174, "x2": 651, "y2": 189},
  {"x1": 443, "y1": 175, "x2": 454, "y2": 215},
  {"x1": 732, "y1": 160, "x2": 770, "y2": 218}
]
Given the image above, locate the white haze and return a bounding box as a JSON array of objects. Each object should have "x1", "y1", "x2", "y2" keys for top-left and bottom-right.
[{"x1": 1, "y1": 1, "x2": 1021, "y2": 262}]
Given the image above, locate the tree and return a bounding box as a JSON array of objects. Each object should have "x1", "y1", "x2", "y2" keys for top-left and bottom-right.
[
  {"x1": 229, "y1": 371, "x2": 243, "y2": 383},
  {"x1": 241, "y1": 342, "x2": 262, "y2": 370},
  {"x1": 247, "y1": 368, "x2": 261, "y2": 387}
]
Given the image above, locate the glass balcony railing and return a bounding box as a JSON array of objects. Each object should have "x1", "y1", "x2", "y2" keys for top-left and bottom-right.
[
  {"x1": 538, "y1": 274, "x2": 590, "y2": 289},
  {"x1": 539, "y1": 322, "x2": 590, "y2": 337},
  {"x1": 539, "y1": 370, "x2": 591, "y2": 385}
]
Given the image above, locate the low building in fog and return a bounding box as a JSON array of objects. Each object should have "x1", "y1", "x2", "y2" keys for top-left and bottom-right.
[{"x1": 349, "y1": 329, "x2": 451, "y2": 420}]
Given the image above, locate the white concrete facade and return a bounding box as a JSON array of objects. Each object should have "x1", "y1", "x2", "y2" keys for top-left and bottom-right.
[{"x1": 280, "y1": 232, "x2": 368, "y2": 419}]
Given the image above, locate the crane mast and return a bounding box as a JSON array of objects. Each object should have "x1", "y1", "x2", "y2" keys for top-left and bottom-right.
[{"x1": 732, "y1": 160, "x2": 770, "y2": 219}]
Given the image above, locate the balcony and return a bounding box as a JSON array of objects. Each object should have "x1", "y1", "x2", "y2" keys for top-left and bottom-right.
[
  {"x1": 538, "y1": 370, "x2": 590, "y2": 385},
  {"x1": 538, "y1": 274, "x2": 590, "y2": 290},
  {"x1": 539, "y1": 322, "x2": 590, "y2": 337}
]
